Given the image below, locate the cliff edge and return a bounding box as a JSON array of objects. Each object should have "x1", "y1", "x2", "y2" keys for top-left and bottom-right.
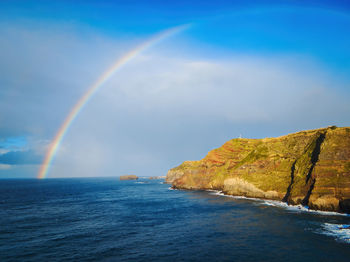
[{"x1": 166, "y1": 126, "x2": 350, "y2": 213}]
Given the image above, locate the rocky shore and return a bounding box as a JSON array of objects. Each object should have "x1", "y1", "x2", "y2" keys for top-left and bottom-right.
[{"x1": 166, "y1": 126, "x2": 350, "y2": 213}]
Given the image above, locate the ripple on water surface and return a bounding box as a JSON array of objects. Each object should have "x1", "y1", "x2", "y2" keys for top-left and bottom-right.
[{"x1": 1, "y1": 178, "x2": 350, "y2": 262}]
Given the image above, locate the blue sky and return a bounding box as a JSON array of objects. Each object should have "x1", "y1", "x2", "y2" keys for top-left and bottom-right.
[{"x1": 1, "y1": 0, "x2": 350, "y2": 178}]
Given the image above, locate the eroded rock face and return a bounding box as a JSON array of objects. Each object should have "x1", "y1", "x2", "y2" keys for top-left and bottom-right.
[
  {"x1": 165, "y1": 165, "x2": 191, "y2": 184},
  {"x1": 223, "y1": 178, "x2": 279, "y2": 199},
  {"x1": 167, "y1": 126, "x2": 350, "y2": 213}
]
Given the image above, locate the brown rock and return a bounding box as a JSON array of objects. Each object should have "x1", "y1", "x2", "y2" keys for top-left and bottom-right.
[{"x1": 119, "y1": 175, "x2": 138, "y2": 180}]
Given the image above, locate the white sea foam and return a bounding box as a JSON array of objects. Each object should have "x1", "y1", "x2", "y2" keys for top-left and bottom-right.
[
  {"x1": 206, "y1": 190, "x2": 349, "y2": 217},
  {"x1": 208, "y1": 190, "x2": 266, "y2": 201},
  {"x1": 208, "y1": 190, "x2": 223, "y2": 196},
  {"x1": 261, "y1": 201, "x2": 276, "y2": 206},
  {"x1": 262, "y1": 201, "x2": 350, "y2": 217},
  {"x1": 319, "y1": 223, "x2": 350, "y2": 243}
]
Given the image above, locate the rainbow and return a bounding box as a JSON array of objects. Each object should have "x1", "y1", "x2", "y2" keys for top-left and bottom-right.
[{"x1": 37, "y1": 24, "x2": 189, "y2": 179}]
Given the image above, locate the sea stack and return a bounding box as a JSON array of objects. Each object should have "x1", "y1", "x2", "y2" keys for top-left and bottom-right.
[
  {"x1": 119, "y1": 175, "x2": 138, "y2": 180},
  {"x1": 166, "y1": 126, "x2": 350, "y2": 213}
]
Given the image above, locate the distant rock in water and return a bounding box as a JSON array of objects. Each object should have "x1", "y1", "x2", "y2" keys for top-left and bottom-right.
[
  {"x1": 149, "y1": 176, "x2": 166, "y2": 179},
  {"x1": 166, "y1": 126, "x2": 350, "y2": 214},
  {"x1": 120, "y1": 175, "x2": 138, "y2": 180}
]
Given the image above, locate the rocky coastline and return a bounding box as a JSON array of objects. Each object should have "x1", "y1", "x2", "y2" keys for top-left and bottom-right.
[{"x1": 166, "y1": 126, "x2": 350, "y2": 213}]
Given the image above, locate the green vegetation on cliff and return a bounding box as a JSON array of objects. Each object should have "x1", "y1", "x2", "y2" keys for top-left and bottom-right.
[{"x1": 166, "y1": 127, "x2": 350, "y2": 213}]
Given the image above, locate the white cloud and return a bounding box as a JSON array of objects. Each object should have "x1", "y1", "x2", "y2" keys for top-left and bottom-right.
[
  {"x1": 96, "y1": 52, "x2": 350, "y2": 124},
  {"x1": 49, "y1": 52, "x2": 350, "y2": 177},
  {"x1": 1, "y1": 22, "x2": 350, "y2": 178},
  {"x1": 0, "y1": 164, "x2": 11, "y2": 170}
]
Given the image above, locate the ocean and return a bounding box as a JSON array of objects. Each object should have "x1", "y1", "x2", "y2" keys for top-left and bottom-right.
[{"x1": 1, "y1": 177, "x2": 349, "y2": 261}]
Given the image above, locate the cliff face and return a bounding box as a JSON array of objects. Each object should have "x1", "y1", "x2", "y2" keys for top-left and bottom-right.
[{"x1": 166, "y1": 126, "x2": 350, "y2": 213}]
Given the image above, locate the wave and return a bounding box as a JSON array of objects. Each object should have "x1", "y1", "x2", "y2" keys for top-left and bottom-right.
[
  {"x1": 319, "y1": 223, "x2": 350, "y2": 244},
  {"x1": 207, "y1": 190, "x2": 349, "y2": 217}
]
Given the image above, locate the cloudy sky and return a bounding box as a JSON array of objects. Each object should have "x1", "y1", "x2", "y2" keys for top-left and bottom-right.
[{"x1": 1, "y1": 0, "x2": 350, "y2": 178}]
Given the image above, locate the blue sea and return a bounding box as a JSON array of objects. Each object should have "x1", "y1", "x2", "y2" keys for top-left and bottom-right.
[{"x1": 1, "y1": 178, "x2": 350, "y2": 261}]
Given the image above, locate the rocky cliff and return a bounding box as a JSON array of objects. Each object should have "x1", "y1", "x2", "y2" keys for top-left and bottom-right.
[{"x1": 166, "y1": 126, "x2": 350, "y2": 213}]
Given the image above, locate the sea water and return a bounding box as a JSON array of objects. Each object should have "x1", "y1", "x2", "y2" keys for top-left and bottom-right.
[{"x1": 1, "y1": 178, "x2": 349, "y2": 261}]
